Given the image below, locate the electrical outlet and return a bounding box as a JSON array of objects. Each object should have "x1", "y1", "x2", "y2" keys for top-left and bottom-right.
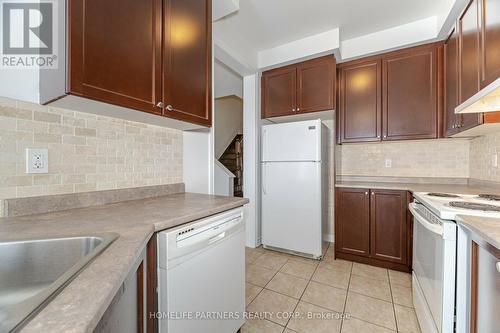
[
  {"x1": 492, "y1": 153, "x2": 498, "y2": 168},
  {"x1": 26, "y1": 148, "x2": 48, "y2": 173},
  {"x1": 385, "y1": 158, "x2": 392, "y2": 168}
]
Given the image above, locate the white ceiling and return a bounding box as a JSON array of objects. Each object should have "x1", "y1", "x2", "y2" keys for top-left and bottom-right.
[{"x1": 214, "y1": 0, "x2": 446, "y2": 56}]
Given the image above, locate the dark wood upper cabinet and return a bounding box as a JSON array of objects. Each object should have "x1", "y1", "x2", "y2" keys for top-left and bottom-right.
[
  {"x1": 338, "y1": 60, "x2": 382, "y2": 143},
  {"x1": 261, "y1": 66, "x2": 297, "y2": 118},
  {"x1": 458, "y1": 0, "x2": 484, "y2": 131},
  {"x1": 445, "y1": 29, "x2": 460, "y2": 136},
  {"x1": 458, "y1": 0, "x2": 481, "y2": 103},
  {"x1": 337, "y1": 42, "x2": 441, "y2": 143},
  {"x1": 69, "y1": 0, "x2": 212, "y2": 126},
  {"x1": 382, "y1": 45, "x2": 439, "y2": 140},
  {"x1": 335, "y1": 188, "x2": 370, "y2": 257},
  {"x1": 261, "y1": 56, "x2": 336, "y2": 119},
  {"x1": 69, "y1": 0, "x2": 162, "y2": 115},
  {"x1": 297, "y1": 56, "x2": 336, "y2": 113},
  {"x1": 370, "y1": 190, "x2": 408, "y2": 265},
  {"x1": 163, "y1": 0, "x2": 212, "y2": 126},
  {"x1": 479, "y1": 0, "x2": 500, "y2": 87}
]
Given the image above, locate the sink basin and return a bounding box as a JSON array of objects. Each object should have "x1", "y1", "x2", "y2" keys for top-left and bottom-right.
[{"x1": 0, "y1": 233, "x2": 118, "y2": 332}]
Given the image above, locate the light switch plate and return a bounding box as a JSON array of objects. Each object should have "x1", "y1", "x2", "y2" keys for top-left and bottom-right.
[
  {"x1": 26, "y1": 148, "x2": 48, "y2": 173},
  {"x1": 385, "y1": 159, "x2": 392, "y2": 168}
]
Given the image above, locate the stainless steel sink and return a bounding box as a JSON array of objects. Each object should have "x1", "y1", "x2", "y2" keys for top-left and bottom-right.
[{"x1": 0, "y1": 233, "x2": 118, "y2": 332}]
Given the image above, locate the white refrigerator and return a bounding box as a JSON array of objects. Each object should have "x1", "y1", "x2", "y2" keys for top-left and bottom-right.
[{"x1": 261, "y1": 119, "x2": 328, "y2": 259}]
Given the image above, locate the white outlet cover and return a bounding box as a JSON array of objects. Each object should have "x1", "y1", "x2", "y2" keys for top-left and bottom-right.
[
  {"x1": 26, "y1": 148, "x2": 48, "y2": 173},
  {"x1": 385, "y1": 159, "x2": 392, "y2": 168},
  {"x1": 493, "y1": 154, "x2": 498, "y2": 168}
]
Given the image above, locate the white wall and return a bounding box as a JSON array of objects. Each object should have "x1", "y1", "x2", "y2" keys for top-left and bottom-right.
[
  {"x1": 215, "y1": 61, "x2": 243, "y2": 98},
  {"x1": 214, "y1": 96, "x2": 243, "y2": 157},
  {"x1": 0, "y1": 0, "x2": 66, "y2": 104},
  {"x1": 214, "y1": 160, "x2": 234, "y2": 196},
  {"x1": 340, "y1": 17, "x2": 438, "y2": 61},
  {"x1": 243, "y1": 74, "x2": 260, "y2": 247},
  {"x1": 258, "y1": 28, "x2": 340, "y2": 70},
  {"x1": 183, "y1": 129, "x2": 213, "y2": 194}
]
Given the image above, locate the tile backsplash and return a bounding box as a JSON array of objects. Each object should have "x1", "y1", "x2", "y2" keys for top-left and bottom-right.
[
  {"x1": 470, "y1": 131, "x2": 500, "y2": 182},
  {"x1": 336, "y1": 139, "x2": 471, "y2": 178},
  {"x1": 0, "y1": 97, "x2": 182, "y2": 199}
]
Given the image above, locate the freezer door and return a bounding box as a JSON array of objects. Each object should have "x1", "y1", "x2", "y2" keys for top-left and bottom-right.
[
  {"x1": 262, "y1": 119, "x2": 321, "y2": 162},
  {"x1": 261, "y1": 161, "x2": 322, "y2": 257}
]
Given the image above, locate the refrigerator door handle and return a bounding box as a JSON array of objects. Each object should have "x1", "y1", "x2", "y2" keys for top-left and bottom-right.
[{"x1": 262, "y1": 163, "x2": 267, "y2": 195}]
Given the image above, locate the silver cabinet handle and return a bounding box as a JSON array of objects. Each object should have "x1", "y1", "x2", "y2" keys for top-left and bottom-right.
[
  {"x1": 156, "y1": 102, "x2": 164, "y2": 108},
  {"x1": 365, "y1": 192, "x2": 368, "y2": 195},
  {"x1": 297, "y1": 108, "x2": 300, "y2": 111},
  {"x1": 383, "y1": 135, "x2": 387, "y2": 138},
  {"x1": 496, "y1": 262, "x2": 500, "y2": 273},
  {"x1": 292, "y1": 108, "x2": 296, "y2": 112},
  {"x1": 166, "y1": 105, "x2": 174, "y2": 112}
]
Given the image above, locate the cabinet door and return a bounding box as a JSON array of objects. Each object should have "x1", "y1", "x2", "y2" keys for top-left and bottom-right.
[
  {"x1": 370, "y1": 190, "x2": 408, "y2": 265},
  {"x1": 69, "y1": 0, "x2": 162, "y2": 115},
  {"x1": 261, "y1": 66, "x2": 297, "y2": 118},
  {"x1": 459, "y1": 0, "x2": 481, "y2": 102},
  {"x1": 335, "y1": 188, "x2": 370, "y2": 257},
  {"x1": 382, "y1": 45, "x2": 438, "y2": 140},
  {"x1": 296, "y1": 56, "x2": 336, "y2": 114},
  {"x1": 163, "y1": 0, "x2": 212, "y2": 126},
  {"x1": 459, "y1": 0, "x2": 484, "y2": 130},
  {"x1": 470, "y1": 241, "x2": 500, "y2": 333},
  {"x1": 480, "y1": 0, "x2": 500, "y2": 87},
  {"x1": 445, "y1": 29, "x2": 460, "y2": 137},
  {"x1": 338, "y1": 60, "x2": 382, "y2": 143}
]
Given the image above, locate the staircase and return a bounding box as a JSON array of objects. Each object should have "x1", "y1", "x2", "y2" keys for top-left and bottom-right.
[{"x1": 219, "y1": 134, "x2": 243, "y2": 197}]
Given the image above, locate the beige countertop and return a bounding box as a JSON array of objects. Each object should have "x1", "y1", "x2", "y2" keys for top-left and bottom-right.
[
  {"x1": 456, "y1": 215, "x2": 500, "y2": 250},
  {"x1": 0, "y1": 192, "x2": 248, "y2": 333},
  {"x1": 335, "y1": 180, "x2": 500, "y2": 195}
]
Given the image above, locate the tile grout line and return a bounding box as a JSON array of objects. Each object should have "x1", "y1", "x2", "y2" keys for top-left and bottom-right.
[
  {"x1": 247, "y1": 249, "x2": 316, "y2": 329},
  {"x1": 388, "y1": 270, "x2": 400, "y2": 332},
  {"x1": 339, "y1": 259, "x2": 354, "y2": 333},
  {"x1": 284, "y1": 250, "x2": 322, "y2": 329},
  {"x1": 248, "y1": 246, "x2": 413, "y2": 332}
]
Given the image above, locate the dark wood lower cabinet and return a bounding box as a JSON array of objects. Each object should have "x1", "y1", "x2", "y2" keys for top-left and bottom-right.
[
  {"x1": 335, "y1": 187, "x2": 411, "y2": 272},
  {"x1": 146, "y1": 235, "x2": 157, "y2": 333},
  {"x1": 335, "y1": 188, "x2": 370, "y2": 257},
  {"x1": 467, "y1": 237, "x2": 500, "y2": 333},
  {"x1": 136, "y1": 262, "x2": 145, "y2": 333},
  {"x1": 370, "y1": 189, "x2": 407, "y2": 265}
]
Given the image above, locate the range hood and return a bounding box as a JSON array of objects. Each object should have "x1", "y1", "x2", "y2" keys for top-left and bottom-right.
[{"x1": 455, "y1": 77, "x2": 500, "y2": 114}]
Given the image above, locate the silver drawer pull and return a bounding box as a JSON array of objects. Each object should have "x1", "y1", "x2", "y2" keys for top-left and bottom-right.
[{"x1": 496, "y1": 262, "x2": 500, "y2": 273}]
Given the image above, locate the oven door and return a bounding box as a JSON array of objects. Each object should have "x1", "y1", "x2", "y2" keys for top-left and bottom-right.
[{"x1": 410, "y1": 202, "x2": 456, "y2": 333}]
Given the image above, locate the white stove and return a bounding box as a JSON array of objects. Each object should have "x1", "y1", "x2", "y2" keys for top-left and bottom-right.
[
  {"x1": 413, "y1": 192, "x2": 500, "y2": 220},
  {"x1": 409, "y1": 191, "x2": 500, "y2": 333}
]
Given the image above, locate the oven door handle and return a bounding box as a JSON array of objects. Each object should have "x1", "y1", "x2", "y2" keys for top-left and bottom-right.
[{"x1": 409, "y1": 203, "x2": 444, "y2": 236}]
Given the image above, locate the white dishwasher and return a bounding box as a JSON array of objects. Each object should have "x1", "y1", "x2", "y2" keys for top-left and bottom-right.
[{"x1": 157, "y1": 207, "x2": 245, "y2": 333}]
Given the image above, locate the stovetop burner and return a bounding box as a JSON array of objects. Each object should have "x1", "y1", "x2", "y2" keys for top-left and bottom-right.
[
  {"x1": 477, "y1": 194, "x2": 500, "y2": 201},
  {"x1": 449, "y1": 201, "x2": 500, "y2": 212},
  {"x1": 427, "y1": 193, "x2": 462, "y2": 198}
]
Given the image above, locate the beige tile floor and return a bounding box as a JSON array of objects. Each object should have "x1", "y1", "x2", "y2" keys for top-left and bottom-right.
[{"x1": 242, "y1": 243, "x2": 421, "y2": 333}]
